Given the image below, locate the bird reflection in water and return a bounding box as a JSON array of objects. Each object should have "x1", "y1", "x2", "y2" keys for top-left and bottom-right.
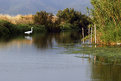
[{"x1": 25, "y1": 36, "x2": 32, "y2": 40}]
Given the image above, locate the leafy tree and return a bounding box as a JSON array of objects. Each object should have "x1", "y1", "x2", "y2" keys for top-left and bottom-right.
[
  {"x1": 57, "y1": 8, "x2": 91, "y2": 34},
  {"x1": 33, "y1": 11, "x2": 61, "y2": 32},
  {"x1": 33, "y1": 11, "x2": 52, "y2": 25}
]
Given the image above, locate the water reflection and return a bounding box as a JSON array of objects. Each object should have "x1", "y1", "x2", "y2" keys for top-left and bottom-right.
[
  {"x1": 25, "y1": 36, "x2": 32, "y2": 40},
  {"x1": 33, "y1": 32, "x2": 82, "y2": 49},
  {"x1": 33, "y1": 33, "x2": 54, "y2": 49},
  {"x1": 0, "y1": 32, "x2": 82, "y2": 49},
  {"x1": 0, "y1": 36, "x2": 32, "y2": 48},
  {"x1": 91, "y1": 55, "x2": 121, "y2": 81},
  {"x1": 55, "y1": 32, "x2": 81, "y2": 44},
  {"x1": 91, "y1": 58, "x2": 121, "y2": 81},
  {"x1": 91, "y1": 47, "x2": 121, "y2": 81},
  {"x1": 0, "y1": 32, "x2": 121, "y2": 81},
  {"x1": 74, "y1": 46, "x2": 121, "y2": 81}
]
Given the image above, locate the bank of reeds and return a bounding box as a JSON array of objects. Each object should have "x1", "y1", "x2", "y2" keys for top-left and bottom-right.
[
  {"x1": 0, "y1": 14, "x2": 34, "y2": 24},
  {"x1": 90, "y1": 0, "x2": 121, "y2": 45}
]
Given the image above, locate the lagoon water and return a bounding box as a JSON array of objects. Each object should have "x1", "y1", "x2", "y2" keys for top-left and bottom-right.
[{"x1": 0, "y1": 32, "x2": 121, "y2": 81}]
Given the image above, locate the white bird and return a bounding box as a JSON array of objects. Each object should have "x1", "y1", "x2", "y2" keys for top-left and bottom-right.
[
  {"x1": 117, "y1": 42, "x2": 121, "y2": 45},
  {"x1": 25, "y1": 27, "x2": 33, "y2": 34}
]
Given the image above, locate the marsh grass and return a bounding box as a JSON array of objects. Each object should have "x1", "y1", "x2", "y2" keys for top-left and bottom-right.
[{"x1": 65, "y1": 45, "x2": 121, "y2": 64}]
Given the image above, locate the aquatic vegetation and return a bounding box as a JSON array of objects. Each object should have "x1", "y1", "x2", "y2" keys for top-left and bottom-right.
[{"x1": 65, "y1": 45, "x2": 121, "y2": 64}]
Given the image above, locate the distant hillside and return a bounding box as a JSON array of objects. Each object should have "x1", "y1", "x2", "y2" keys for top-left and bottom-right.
[{"x1": 0, "y1": 0, "x2": 91, "y2": 15}]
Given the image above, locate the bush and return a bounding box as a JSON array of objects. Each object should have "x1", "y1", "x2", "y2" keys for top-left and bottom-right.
[
  {"x1": 15, "y1": 24, "x2": 31, "y2": 34},
  {"x1": 60, "y1": 23, "x2": 73, "y2": 31},
  {"x1": 31, "y1": 24, "x2": 46, "y2": 33},
  {"x1": 0, "y1": 20, "x2": 13, "y2": 36},
  {"x1": 0, "y1": 26, "x2": 10, "y2": 36},
  {"x1": 33, "y1": 11, "x2": 61, "y2": 32},
  {"x1": 56, "y1": 8, "x2": 91, "y2": 32}
]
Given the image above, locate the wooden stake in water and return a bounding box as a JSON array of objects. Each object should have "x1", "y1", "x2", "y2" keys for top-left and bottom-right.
[
  {"x1": 94, "y1": 24, "x2": 96, "y2": 44},
  {"x1": 88, "y1": 26, "x2": 90, "y2": 44},
  {"x1": 94, "y1": 24, "x2": 97, "y2": 48},
  {"x1": 82, "y1": 27, "x2": 84, "y2": 44},
  {"x1": 91, "y1": 27, "x2": 93, "y2": 44}
]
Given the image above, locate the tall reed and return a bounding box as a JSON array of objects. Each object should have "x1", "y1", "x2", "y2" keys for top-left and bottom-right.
[{"x1": 90, "y1": 0, "x2": 121, "y2": 44}]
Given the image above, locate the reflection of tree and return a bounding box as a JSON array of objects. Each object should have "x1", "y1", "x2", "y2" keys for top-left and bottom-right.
[
  {"x1": 55, "y1": 32, "x2": 82, "y2": 44},
  {"x1": 0, "y1": 32, "x2": 82, "y2": 49},
  {"x1": 91, "y1": 56, "x2": 121, "y2": 81},
  {"x1": 33, "y1": 33, "x2": 53, "y2": 49},
  {"x1": 32, "y1": 32, "x2": 82, "y2": 49},
  {"x1": 0, "y1": 36, "x2": 31, "y2": 48}
]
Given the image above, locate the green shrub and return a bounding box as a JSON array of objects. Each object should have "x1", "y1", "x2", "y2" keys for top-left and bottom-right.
[
  {"x1": 60, "y1": 23, "x2": 73, "y2": 31},
  {"x1": 31, "y1": 24, "x2": 46, "y2": 33},
  {"x1": 16, "y1": 24, "x2": 47, "y2": 34},
  {"x1": 15, "y1": 24, "x2": 31, "y2": 34},
  {"x1": 0, "y1": 20, "x2": 13, "y2": 36},
  {"x1": 57, "y1": 8, "x2": 91, "y2": 32},
  {"x1": 0, "y1": 25, "x2": 10, "y2": 36}
]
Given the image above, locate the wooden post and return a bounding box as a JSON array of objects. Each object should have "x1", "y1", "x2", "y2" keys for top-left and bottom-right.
[
  {"x1": 94, "y1": 24, "x2": 97, "y2": 48},
  {"x1": 88, "y1": 26, "x2": 90, "y2": 44},
  {"x1": 94, "y1": 56, "x2": 96, "y2": 64},
  {"x1": 88, "y1": 26, "x2": 90, "y2": 35},
  {"x1": 91, "y1": 27, "x2": 92, "y2": 44},
  {"x1": 94, "y1": 24, "x2": 96, "y2": 44},
  {"x1": 82, "y1": 27, "x2": 84, "y2": 44}
]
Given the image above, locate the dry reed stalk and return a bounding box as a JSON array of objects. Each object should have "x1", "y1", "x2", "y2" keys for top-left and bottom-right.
[{"x1": 0, "y1": 14, "x2": 34, "y2": 24}]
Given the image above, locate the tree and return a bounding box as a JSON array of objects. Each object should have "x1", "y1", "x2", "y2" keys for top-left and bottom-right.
[
  {"x1": 56, "y1": 8, "x2": 91, "y2": 34},
  {"x1": 33, "y1": 11, "x2": 61, "y2": 32},
  {"x1": 33, "y1": 11, "x2": 53, "y2": 25}
]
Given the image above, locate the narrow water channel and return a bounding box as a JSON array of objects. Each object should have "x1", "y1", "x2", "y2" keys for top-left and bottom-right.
[{"x1": 0, "y1": 32, "x2": 120, "y2": 81}]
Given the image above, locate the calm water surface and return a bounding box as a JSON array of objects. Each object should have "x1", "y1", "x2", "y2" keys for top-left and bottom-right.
[{"x1": 0, "y1": 32, "x2": 120, "y2": 81}]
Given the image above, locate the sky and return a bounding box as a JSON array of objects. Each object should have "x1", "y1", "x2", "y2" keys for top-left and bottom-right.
[{"x1": 0, "y1": 0, "x2": 91, "y2": 15}]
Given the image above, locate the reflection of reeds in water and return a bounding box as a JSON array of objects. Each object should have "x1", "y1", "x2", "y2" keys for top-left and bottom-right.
[
  {"x1": 66, "y1": 45, "x2": 121, "y2": 81},
  {"x1": 91, "y1": 61, "x2": 121, "y2": 81},
  {"x1": 0, "y1": 14, "x2": 33, "y2": 24}
]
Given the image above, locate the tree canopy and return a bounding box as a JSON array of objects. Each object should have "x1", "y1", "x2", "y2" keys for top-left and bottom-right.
[{"x1": 56, "y1": 8, "x2": 91, "y2": 33}]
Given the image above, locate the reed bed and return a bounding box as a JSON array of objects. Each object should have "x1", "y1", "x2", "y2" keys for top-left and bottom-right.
[{"x1": 0, "y1": 14, "x2": 34, "y2": 24}]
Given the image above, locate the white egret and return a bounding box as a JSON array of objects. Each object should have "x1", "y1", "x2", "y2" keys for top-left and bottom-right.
[
  {"x1": 25, "y1": 27, "x2": 33, "y2": 34},
  {"x1": 117, "y1": 43, "x2": 121, "y2": 45}
]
